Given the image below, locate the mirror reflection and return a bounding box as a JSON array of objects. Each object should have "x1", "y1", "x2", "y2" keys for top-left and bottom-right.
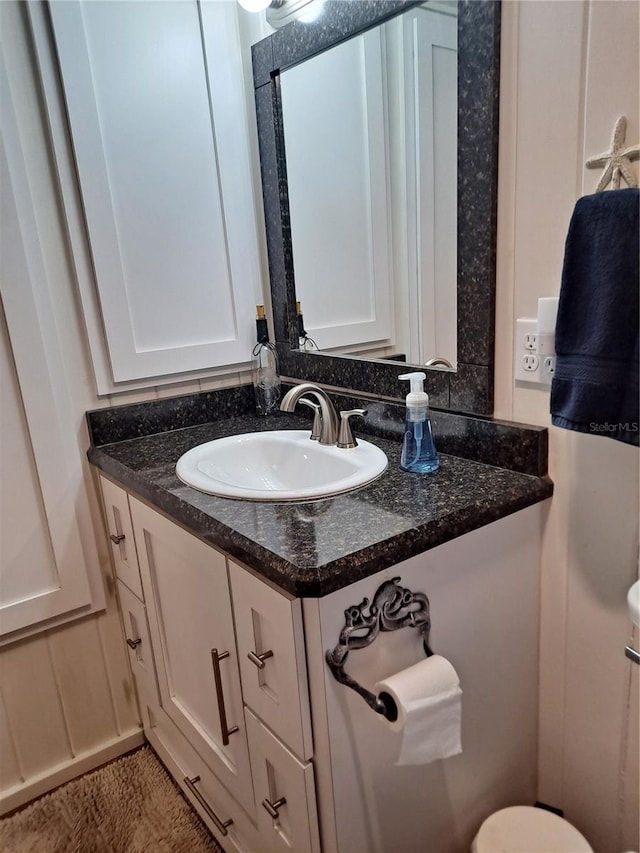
[
  {"x1": 280, "y1": 1, "x2": 457, "y2": 367},
  {"x1": 254, "y1": 0, "x2": 499, "y2": 414}
]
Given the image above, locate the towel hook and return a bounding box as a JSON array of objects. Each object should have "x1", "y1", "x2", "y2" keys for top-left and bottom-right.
[{"x1": 325, "y1": 577, "x2": 433, "y2": 719}]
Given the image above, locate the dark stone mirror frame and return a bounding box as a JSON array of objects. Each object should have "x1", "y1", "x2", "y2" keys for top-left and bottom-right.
[{"x1": 252, "y1": 0, "x2": 500, "y2": 415}]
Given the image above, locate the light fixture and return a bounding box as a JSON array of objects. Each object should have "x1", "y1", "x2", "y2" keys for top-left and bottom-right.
[{"x1": 237, "y1": 0, "x2": 325, "y2": 29}]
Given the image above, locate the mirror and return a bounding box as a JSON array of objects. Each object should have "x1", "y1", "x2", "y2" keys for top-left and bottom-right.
[
  {"x1": 252, "y1": 0, "x2": 500, "y2": 414},
  {"x1": 281, "y1": 1, "x2": 458, "y2": 367}
]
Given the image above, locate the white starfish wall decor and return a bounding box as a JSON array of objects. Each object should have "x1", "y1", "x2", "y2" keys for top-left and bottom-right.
[{"x1": 585, "y1": 115, "x2": 639, "y2": 191}]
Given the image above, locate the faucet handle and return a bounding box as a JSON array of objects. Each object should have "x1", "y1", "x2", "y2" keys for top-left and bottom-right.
[
  {"x1": 337, "y1": 409, "x2": 368, "y2": 449},
  {"x1": 298, "y1": 397, "x2": 322, "y2": 441}
]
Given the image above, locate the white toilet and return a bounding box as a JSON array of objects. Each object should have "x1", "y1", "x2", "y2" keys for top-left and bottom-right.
[{"x1": 471, "y1": 805, "x2": 593, "y2": 852}]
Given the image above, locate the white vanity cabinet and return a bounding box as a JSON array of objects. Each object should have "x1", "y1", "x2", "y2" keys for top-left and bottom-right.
[
  {"x1": 99, "y1": 474, "x2": 544, "y2": 853},
  {"x1": 301, "y1": 506, "x2": 543, "y2": 853},
  {"x1": 128, "y1": 497, "x2": 254, "y2": 818},
  {"x1": 98, "y1": 476, "x2": 320, "y2": 853}
]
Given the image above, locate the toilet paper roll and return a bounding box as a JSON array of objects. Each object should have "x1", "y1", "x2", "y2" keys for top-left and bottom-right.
[{"x1": 375, "y1": 655, "x2": 462, "y2": 766}]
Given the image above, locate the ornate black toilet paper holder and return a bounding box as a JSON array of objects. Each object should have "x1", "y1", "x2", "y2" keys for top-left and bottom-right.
[{"x1": 325, "y1": 577, "x2": 433, "y2": 720}]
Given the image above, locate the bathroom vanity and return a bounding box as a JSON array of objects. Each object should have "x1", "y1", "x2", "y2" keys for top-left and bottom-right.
[{"x1": 88, "y1": 385, "x2": 551, "y2": 853}]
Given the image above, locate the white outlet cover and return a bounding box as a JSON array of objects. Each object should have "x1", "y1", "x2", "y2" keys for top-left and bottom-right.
[{"x1": 515, "y1": 319, "x2": 540, "y2": 383}]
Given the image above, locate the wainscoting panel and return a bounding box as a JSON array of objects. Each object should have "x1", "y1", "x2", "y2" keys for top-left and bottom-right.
[
  {"x1": 1, "y1": 636, "x2": 71, "y2": 781},
  {"x1": 0, "y1": 608, "x2": 143, "y2": 815},
  {"x1": 0, "y1": 692, "x2": 21, "y2": 794},
  {"x1": 47, "y1": 618, "x2": 120, "y2": 757}
]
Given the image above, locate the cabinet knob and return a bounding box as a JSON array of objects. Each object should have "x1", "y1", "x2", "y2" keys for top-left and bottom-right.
[
  {"x1": 262, "y1": 796, "x2": 287, "y2": 819},
  {"x1": 126, "y1": 637, "x2": 142, "y2": 650},
  {"x1": 110, "y1": 533, "x2": 125, "y2": 544},
  {"x1": 247, "y1": 649, "x2": 274, "y2": 670}
]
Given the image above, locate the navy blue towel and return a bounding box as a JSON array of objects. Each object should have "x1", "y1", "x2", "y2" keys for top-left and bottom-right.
[{"x1": 550, "y1": 188, "x2": 639, "y2": 446}]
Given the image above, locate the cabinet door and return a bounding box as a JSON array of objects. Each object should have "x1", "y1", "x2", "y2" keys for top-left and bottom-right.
[
  {"x1": 0, "y1": 113, "x2": 96, "y2": 636},
  {"x1": 130, "y1": 498, "x2": 253, "y2": 814},
  {"x1": 116, "y1": 580, "x2": 159, "y2": 717},
  {"x1": 100, "y1": 476, "x2": 142, "y2": 599},
  {"x1": 245, "y1": 708, "x2": 320, "y2": 853},
  {"x1": 230, "y1": 561, "x2": 313, "y2": 760},
  {"x1": 46, "y1": 1, "x2": 260, "y2": 389}
]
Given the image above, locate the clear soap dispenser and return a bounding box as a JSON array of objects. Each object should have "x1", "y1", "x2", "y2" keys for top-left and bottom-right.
[
  {"x1": 252, "y1": 305, "x2": 281, "y2": 416},
  {"x1": 398, "y1": 372, "x2": 439, "y2": 473}
]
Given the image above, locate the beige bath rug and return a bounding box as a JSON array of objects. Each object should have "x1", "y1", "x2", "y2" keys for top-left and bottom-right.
[{"x1": 0, "y1": 746, "x2": 224, "y2": 853}]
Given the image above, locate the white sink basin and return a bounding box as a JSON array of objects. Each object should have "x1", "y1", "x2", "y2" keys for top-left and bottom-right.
[{"x1": 176, "y1": 430, "x2": 388, "y2": 501}]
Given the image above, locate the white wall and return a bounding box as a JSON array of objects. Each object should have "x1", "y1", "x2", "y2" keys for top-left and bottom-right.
[{"x1": 495, "y1": 2, "x2": 639, "y2": 850}]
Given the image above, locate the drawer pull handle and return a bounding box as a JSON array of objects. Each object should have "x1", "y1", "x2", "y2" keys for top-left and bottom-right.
[
  {"x1": 625, "y1": 645, "x2": 640, "y2": 665},
  {"x1": 126, "y1": 637, "x2": 142, "y2": 650},
  {"x1": 248, "y1": 649, "x2": 274, "y2": 669},
  {"x1": 262, "y1": 796, "x2": 287, "y2": 819},
  {"x1": 184, "y1": 776, "x2": 233, "y2": 836},
  {"x1": 110, "y1": 533, "x2": 125, "y2": 544},
  {"x1": 210, "y1": 649, "x2": 239, "y2": 745}
]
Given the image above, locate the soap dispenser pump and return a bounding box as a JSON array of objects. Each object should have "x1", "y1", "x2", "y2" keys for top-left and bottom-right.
[{"x1": 398, "y1": 372, "x2": 439, "y2": 474}]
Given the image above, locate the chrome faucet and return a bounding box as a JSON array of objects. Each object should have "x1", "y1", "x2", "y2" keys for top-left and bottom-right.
[
  {"x1": 425, "y1": 356, "x2": 453, "y2": 369},
  {"x1": 280, "y1": 383, "x2": 339, "y2": 445}
]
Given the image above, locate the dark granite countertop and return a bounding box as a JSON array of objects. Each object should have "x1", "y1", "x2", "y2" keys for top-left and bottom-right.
[{"x1": 88, "y1": 395, "x2": 553, "y2": 597}]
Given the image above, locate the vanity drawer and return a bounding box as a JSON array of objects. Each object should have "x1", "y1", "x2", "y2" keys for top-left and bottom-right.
[
  {"x1": 100, "y1": 475, "x2": 143, "y2": 599},
  {"x1": 117, "y1": 580, "x2": 159, "y2": 712},
  {"x1": 229, "y1": 560, "x2": 313, "y2": 760},
  {"x1": 147, "y1": 704, "x2": 259, "y2": 853},
  {"x1": 245, "y1": 708, "x2": 320, "y2": 853}
]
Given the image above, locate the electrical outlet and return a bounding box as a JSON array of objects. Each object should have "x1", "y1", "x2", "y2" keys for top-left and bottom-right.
[
  {"x1": 541, "y1": 355, "x2": 556, "y2": 383},
  {"x1": 514, "y1": 319, "x2": 539, "y2": 382},
  {"x1": 515, "y1": 311, "x2": 557, "y2": 385}
]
